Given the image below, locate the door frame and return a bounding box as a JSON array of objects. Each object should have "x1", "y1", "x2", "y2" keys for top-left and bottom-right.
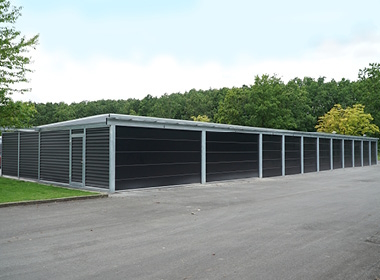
[{"x1": 69, "y1": 131, "x2": 85, "y2": 187}]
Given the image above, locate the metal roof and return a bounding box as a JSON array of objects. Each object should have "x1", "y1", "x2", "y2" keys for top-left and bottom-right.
[{"x1": 27, "y1": 113, "x2": 378, "y2": 141}]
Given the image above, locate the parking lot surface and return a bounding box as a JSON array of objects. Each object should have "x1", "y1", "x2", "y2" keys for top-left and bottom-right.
[{"x1": 1, "y1": 165, "x2": 380, "y2": 280}]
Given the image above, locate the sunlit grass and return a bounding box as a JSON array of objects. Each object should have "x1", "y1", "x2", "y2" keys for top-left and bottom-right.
[{"x1": 0, "y1": 177, "x2": 98, "y2": 203}]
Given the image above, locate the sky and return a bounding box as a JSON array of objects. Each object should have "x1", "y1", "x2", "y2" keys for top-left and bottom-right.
[{"x1": 11, "y1": 0, "x2": 380, "y2": 104}]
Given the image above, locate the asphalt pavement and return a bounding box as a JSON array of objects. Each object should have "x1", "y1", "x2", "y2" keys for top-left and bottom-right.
[{"x1": 1, "y1": 165, "x2": 380, "y2": 280}]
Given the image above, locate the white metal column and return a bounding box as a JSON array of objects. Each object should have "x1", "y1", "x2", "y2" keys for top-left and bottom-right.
[
  {"x1": 17, "y1": 132, "x2": 20, "y2": 178},
  {"x1": 352, "y1": 140, "x2": 355, "y2": 167},
  {"x1": 282, "y1": 135, "x2": 285, "y2": 176},
  {"x1": 201, "y1": 130, "x2": 206, "y2": 184},
  {"x1": 82, "y1": 129, "x2": 86, "y2": 187},
  {"x1": 361, "y1": 140, "x2": 364, "y2": 167},
  {"x1": 316, "y1": 137, "x2": 320, "y2": 172},
  {"x1": 259, "y1": 133, "x2": 263, "y2": 178},
  {"x1": 109, "y1": 125, "x2": 116, "y2": 193},
  {"x1": 300, "y1": 136, "x2": 304, "y2": 174},
  {"x1": 341, "y1": 139, "x2": 345, "y2": 168},
  {"x1": 330, "y1": 138, "x2": 333, "y2": 170}
]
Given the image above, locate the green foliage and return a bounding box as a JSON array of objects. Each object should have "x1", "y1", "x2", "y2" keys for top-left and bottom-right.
[
  {"x1": 0, "y1": 0, "x2": 39, "y2": 128},
  {"x1": 25, "y1": 62, "x2": 380, "y2": 144},
  {"x1": 315, "y1": 104, "x2": 379, "y2": 136},
  {"x1": 0, "y1": 100, "x2": 36, "y2": 128},
  {"x1": 190, "y1": 115, "x2": 210, "y2": 122}
]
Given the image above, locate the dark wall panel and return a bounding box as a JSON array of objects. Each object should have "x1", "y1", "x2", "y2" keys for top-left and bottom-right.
[
  {"x1": 116, "y1": 126, "x2": 201, "y2": 190},
  {"x1": 263, "y1": 135, "x2": 282, "y2": 177},
  {"x1": 333, "y1": 139, "x2": 342, "y2": 169},
  {"x1": 2, "y1": 133, "x2": 19, "y2": 177},
  {"x1": 206, "y1": 132, "x2": 258, "y2": 182},
  {"x1": 19, "y1": 132, "x2": 39, "y2": 179},
  {"x1": 304, "y1": 137, "x2": 317, "y2": 173},
  {"x1": 363, "y1": 141, "x2": 369, "y2": 166},
  {"x1": 354, "y1": 140, "x2": 361, "y2": 167},
  {"x1": 319, "y1": 138, "x2": 331, "y2": 171},
  {"x1": 285, "y1": 136, "x2": 301, "y2": 175},
  {"x1": 86, "y1": 127, "x2": 109, "y2": 189},
  {"x1": 344, "y1": 140, "x2": 353, "y2": 168},
  {"x1": 371, "y1": 142, "x2": 377, "y2": 165},
  {"x1": 40, "y1": 130, "x2": 70, "y2": 184}
]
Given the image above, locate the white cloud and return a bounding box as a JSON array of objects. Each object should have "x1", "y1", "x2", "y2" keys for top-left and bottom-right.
[{"x1": 13, "y1": 31, "x2": 380, "y2": 104}]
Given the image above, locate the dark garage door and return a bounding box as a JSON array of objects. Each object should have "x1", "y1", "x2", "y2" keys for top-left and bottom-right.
[
  {"x1": 115, "y1": 126, "x2": 201, "y2": 190},
  {"x1": 206, "y1": 132, "x2": 258, "y2": 182}
]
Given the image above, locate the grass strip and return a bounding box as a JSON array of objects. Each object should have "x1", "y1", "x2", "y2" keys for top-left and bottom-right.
[{"x1": 0, "y1": 177, "x2": 99, "y2": 203}]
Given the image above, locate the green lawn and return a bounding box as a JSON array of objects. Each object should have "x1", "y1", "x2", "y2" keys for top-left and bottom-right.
[{"x1": 0, "y1": 177, "x2": 99, "y2": 203}]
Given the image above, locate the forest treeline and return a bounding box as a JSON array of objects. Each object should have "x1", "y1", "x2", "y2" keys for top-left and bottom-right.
[{"x1": 30, "y1": 63, "x2": 380, "y2": 138}]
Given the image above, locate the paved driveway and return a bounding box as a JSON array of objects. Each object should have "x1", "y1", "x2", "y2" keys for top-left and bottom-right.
[{"x1": 1, "y1": 166, "x2": 380, "y2": 280}]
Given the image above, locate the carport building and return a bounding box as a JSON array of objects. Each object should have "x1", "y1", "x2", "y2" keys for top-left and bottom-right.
[{"x1": 1, "y1": 114, "x2": 378, "y2": 193}]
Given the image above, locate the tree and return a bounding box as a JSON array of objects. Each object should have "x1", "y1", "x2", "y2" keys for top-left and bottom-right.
[
  {"x1": 356, "y1": 63, "x2": 380, "y2": 137},
  {"x1": 315, "y1": 104, "x2": 379, "y2": 136},
  {"x1": 0, "y1": 0, "x2": 38, "y2": 128},
  {"x1": 190, "y1": 115, "x2": 210, "y2": 122}
]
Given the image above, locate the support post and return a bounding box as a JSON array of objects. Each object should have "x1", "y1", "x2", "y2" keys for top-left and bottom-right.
[
  {"x1": 82, "y1": 129, "x2": 86, "y2": 187},
  {"x1": 109, "y1": 125, "x2": 116, "y2": 193},
  {"x1": 17, "y1": 132, "x2": 20, "y2": 178},
  {"x1": 282, "y1": 135, "x2": 285, "y2": 176},
  {"x1": 38, "y1": 132, "x2": 41, "y2": 181},
  {"x1": 259, "y1": 133, "x2": 263, "y2": 178},
  {"x1": 300, "y1": 136, "x2": 304, "y2": 174},
  {"x1": 369, "y1": 141, "x2": 371, "y2": 166},
  {"x1": 361, "y1": 140, "x2": 364, "y2": 167},
  {"x1": 341, "y1": 139, "x2": 345, "y2": 168},
  {"x1": 352, "y1": 140, "x2": 355, "y2": 167},
  {"x1": 330, "y1": 138, "x2": 333, "y2": 170},
  {"x1": 201, "y1": 130, "x2": 206, "y2": 184},
  {"x1": 316, "y1": 137, "x2": 320, "y2": 172},
  {"x1": 69, "y1": 130, "x2": 72, "y2": 184}
]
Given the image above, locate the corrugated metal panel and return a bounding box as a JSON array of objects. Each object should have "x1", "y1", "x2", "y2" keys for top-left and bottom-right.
[
  {"x1": 206, "y1": 132, "x2": 258, "y2": 182},
  {"x1": 333, "y1": 139, "x2": 342, "y2": 169},
  {"x1": 71, "y1": 137, "x2": 83, "y2": 183},
  {"x1": 304, "y1": 137, "x2": 317, "y2": 173},
  {"x1": 263, "y1": 135, "x2": 282, "y2": 177},
  {"x1": 19, "y1": 132, "x2": 39, "y2": 179},
  {"x1": 354, "y1": 141, "x2": 361, "y2": 167},
  {"x1": 371, "y1": 142, "x2": 377, "y2": 165},
  {"x1": 40, "y1": 130, "x2": 70, "y2": 183},
  {"x1": 319, "y1": 138, "x2": 331, "y2": 171},
  {"x1": 344, "y1": 140, "x2": 353, "y2": 168},
  {"x1": 115, "y1": 126, "x2": 201, "y2": 190},
  {"x1": 2, "y1": 133, "x2": 19, "y2": 177},
  {"x1": 86, "y1": 127, "x2": 109, "y2": 188},
  {"x1": 285, "y1": 136, "x2": 301, "y2": 175},
  {"x1": 363, "y1": 141, "x2": 369, "y2": 166}
]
